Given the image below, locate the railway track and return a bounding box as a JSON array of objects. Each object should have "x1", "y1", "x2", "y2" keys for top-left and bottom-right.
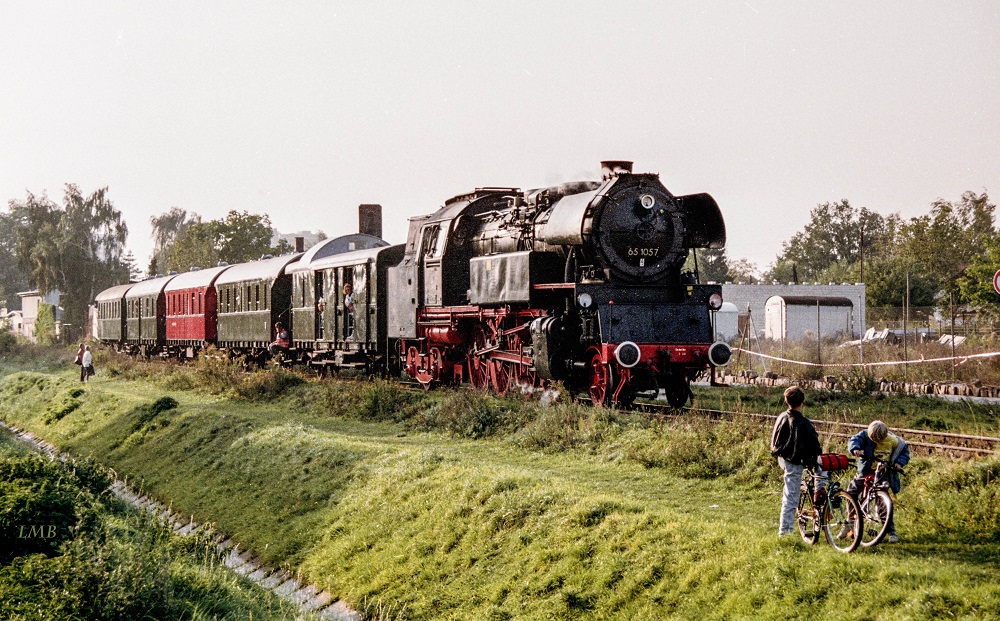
[{"x1": 631, "y1": 402, "x2": 999, "y2": 457}]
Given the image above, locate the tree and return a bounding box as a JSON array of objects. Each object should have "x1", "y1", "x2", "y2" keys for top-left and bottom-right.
[
  {"x1": 215, "y1": 211, "x2": 276, "y2": 263},
  {"x1": 0, "y1": 211, "x2": 31, "y2": 309},
  {"x1": 168, "y1": 221, "x2": 223, "y2": 273},
  {"x1": 149, "y1": 207, "x2": 200, "y2": 276},
  {"x1": 864, "y1": 256, "x2": 938, "y2": 309},
  {"x1": 896, "y1": 191, "x2": 995, "y2": 301},
  {"x1": 727, "y1": 258, "x2": 760, "y2": 284},
  {"x1": 957, "y1": 233, "x2": 1000, "y2": 320},
  {"x1": 687, "y1": 248, "x2": 730, "y2": 283},
  {"x1": 34, "y1": 303, "x2": 56, "y2": 344},
  {"x1": 768, "y1": 200, "x2": 893, "y2": 282},
  {"x1": 10, "y1": 186, "x2": 129, "y2": 340},
  {"x1": 166, "y1": 210, "x2": 284, "y2": 273}
]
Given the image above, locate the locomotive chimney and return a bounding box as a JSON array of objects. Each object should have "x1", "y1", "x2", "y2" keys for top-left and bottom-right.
[
  {"x1": 600, "y1": 160, "x2": 633, "y2": 180},
  {"x1": 359, "y1": 204, "x2": 383, "y2": 238},
  {"x1": 294, "y1": 236, "x2": 304, "y2": 253}
]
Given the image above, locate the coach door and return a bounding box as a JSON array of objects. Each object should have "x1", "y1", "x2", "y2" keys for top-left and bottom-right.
[
  {"x1": 352, "y1": 266, "x2": 369, "y2": 344},
  {"x1": 314, "y1": 272, "x2": 324, "y2": 340}
]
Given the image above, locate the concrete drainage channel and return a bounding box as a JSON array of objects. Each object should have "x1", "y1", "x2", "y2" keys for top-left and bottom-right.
[{"x1": 1, "y1": 421, "x2": 361, "y2": 621}]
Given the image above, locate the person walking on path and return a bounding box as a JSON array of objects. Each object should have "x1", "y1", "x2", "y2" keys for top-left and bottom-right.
[
  {"x1": 770, "y1": 385, "x2": 826, "y2": 537},
  {"x1": 81, "y1": 345, "x2": 95, "y2": 383},
  {"x1": 74, "y1": 343, "x2": 86, "y2": 382}
]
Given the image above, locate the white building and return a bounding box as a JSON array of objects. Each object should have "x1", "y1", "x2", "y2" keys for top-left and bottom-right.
[
  {"x1": 720, "y1": 283, "x2": 866, "y2": 340},
  {"x1": 713, "y1": 302, "x2": 739, "y2": 341},
  {"x1": 764, "y1": 295, "x2": 855, "y2": 341},
  {"x1": 16, "y1": 290, "x2": 62, "y2": 342}
]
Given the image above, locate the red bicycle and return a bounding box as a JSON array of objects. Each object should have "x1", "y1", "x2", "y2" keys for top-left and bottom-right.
[{"x1": 854, "y1": 453, "x2": 897, "y2": 547}]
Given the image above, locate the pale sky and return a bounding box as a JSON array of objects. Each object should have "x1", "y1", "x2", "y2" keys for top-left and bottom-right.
[{"x1": 2, "y1": 1, "x2": 998, "y2": 274}]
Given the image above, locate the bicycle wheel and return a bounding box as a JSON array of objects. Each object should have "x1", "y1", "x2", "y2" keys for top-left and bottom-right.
[
  {"x1": 823, "y1": 490, "x2": 861, "y2": 553},
  {"x1": 797, "y1": 489, "x2": 819, "y2": 544},
  {"x1": 859, "y1": 490, "x2": 894, "y2": 548}
]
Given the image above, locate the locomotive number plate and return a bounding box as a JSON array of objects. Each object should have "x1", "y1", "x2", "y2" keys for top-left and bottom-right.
[{"x1": 627, "y1": 247, "x2": 660, "y2": 258}]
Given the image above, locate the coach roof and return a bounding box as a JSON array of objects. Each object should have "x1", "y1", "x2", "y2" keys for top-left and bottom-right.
[
  {"x1": 164, "y1": 264, "x2": 233, "y2": 292},
  {"x1": 214, "y1": 253, "x2": 303, "y2": 286},
  {"x1": 95, "y1": 283, "x2": 136, "y2": 303},
  {"x1": 124, "y1": 275, "x2": 177, "y2": 300}
]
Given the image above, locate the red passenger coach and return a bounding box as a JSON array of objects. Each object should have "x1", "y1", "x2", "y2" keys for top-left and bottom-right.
[{"x1": 163, "y1": 264, "x2": 233, "y2": 358}]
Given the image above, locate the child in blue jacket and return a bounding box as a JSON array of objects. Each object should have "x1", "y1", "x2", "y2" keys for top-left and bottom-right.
[{"x1": 846, "y1": 420, "x2": 910, "y2": 542}]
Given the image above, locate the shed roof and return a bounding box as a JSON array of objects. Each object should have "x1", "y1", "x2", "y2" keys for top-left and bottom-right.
[{"x1": 767, "y1": 295, "x2": 854, "y2": 307}]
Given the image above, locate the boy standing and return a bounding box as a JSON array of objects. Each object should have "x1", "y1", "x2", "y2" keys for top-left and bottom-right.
[{"x1": 770, "y1": 386, "x2": 825, "y2": 537}]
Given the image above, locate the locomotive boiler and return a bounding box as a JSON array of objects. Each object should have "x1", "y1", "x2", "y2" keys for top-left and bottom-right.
[{"x1": 388, "y1": 161, "x2": 731, "y2": 406}]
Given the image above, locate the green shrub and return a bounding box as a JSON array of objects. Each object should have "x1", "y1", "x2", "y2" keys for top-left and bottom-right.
[
  {"x1": 130, "y1": 396, "x2": 179, "y2": 432},
  {"x1": 0, "y1": 330, "x2": 19, "y2": 355},
  {"x1": 192, "y1": 349, "x2": 245, "y2": 394},
  {"x1": 0, "y1": 457, "x2": 89, "y2": 561},
  {"x1": 606, "y1": 417, "x2": 773, "y2": 483},
  {"x1": 1, "y1": 372, "x2": 52, "y2": 398},
  {"x1": 0, "y1": 449, "x2": 298, "y2": 620},
  {"x1": 910, "y1": 457, "x2": 1000, "y2": 542},
  {"x1": 235, "y1": 366, "x2": 307, "y2": 401},
  {"x1": 414, "y1": 390, "x2": 529, "y2": 438}
]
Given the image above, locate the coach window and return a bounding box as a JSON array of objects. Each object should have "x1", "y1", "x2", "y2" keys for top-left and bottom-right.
[{"x1": 255, "y1": 284, "x2": 260, "y2": 311}]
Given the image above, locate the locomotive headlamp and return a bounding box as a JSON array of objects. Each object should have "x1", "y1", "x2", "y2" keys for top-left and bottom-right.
[
  {"x1": 708, "y1": 293, "x2": 723, "y2": 310},
  {"x1": 577, "y1": 293, "x2": 593, "y2": 308},
  {"x1": 615, "y1": 341, "x2": 642, "y2": 368},
  {"x1": 709, "y1": 342, "x2": 732, "y2": 367},
  {"x1": 640, "y1": 194, "x2": 656, "y2": 210}
]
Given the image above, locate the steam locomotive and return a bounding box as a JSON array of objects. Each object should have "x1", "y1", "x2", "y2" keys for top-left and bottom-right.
[{"x1": 95, "y1": 161, "x2": 731, "y2": 407}]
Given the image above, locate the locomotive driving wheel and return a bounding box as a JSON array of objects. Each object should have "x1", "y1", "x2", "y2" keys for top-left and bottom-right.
[
  {"x1": 489, "y1": 360, "x2": 512, "y2": 395},
  {"x1": 466, "y1": 327, "x2": 490, "y2": 390},
  {"x1": 588, "y1": 353, "x2": 613, "y2": 406}
]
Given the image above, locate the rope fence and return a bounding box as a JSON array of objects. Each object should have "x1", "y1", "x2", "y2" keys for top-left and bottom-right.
[{"x1": 732, "y1": 348, "x2": 1000, "y2": 369}]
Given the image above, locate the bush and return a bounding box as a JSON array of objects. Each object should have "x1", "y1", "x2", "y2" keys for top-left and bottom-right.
[
  {"x1": 0, "y1": 456, "x2": 98, "y2": 562},
  {"x1": 234, "y1": 366, "x2": 307, "y2": 402},
  {"x1": 512, "y1": 400, "x2": 625, "y2": 452},
  {"x1": 192, "y1": 349, "x2": 245, "y2": 395},
  {"x1": 414, "y1": 390, "x2": 530, "y2": 438},
  {"x1": 909, "y1": 456, "x2": 1000, "y2": 542},
  {"x1": 0, "y1": 330, "x2": 19, "y2": 355},
  {"x1": 602, "y1": 417, "x2": 774, "y2": 483}
]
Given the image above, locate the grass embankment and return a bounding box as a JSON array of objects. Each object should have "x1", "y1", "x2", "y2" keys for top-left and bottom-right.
[
  {"x1": 1, "y1": 348, "x2": 999, "y2": 620},
  {"x1": 0, "y1": 426, "x2": 318, "y2": 620}
]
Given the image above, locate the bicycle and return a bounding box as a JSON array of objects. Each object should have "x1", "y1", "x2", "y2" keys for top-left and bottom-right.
[
  {"x1": 796, "y1": 466, "x2": 861, "y2": 553},
  {"x1": 853, "y1": 453, "x2": 897, "y2": 547}
]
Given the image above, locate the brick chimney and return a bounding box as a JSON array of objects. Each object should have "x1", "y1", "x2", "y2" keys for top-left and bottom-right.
[{"x1": 359, "y1": 204, "x2": 382, "y2": 239}]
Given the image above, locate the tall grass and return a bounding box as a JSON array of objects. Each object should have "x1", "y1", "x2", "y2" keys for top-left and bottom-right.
[
  {"x1": 0, "y1": 442, "x2": 316, "y2": 620},
  {"x1": 3, "y1": 347, "x2": 1000, "y2": 620}
]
